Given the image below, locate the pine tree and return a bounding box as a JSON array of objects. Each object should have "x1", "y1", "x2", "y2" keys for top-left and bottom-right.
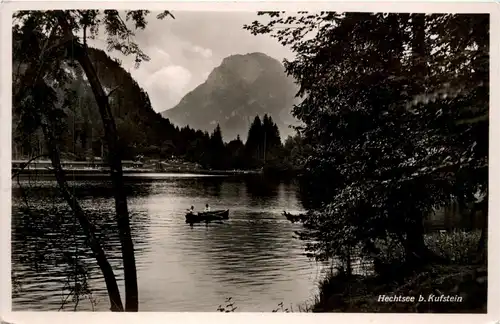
[{"x1": 245, "y1": 115, "x2": 264, "y2": 167}]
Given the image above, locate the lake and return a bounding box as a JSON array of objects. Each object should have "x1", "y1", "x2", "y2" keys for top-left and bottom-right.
[{"x1": 11, "y1": 173, "x2": 329, "y2": 312}]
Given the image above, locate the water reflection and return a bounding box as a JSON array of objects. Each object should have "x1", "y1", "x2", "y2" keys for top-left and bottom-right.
[
  {"x1": 11, "y1": 174, "x2": 321, "y2": 312},
  {"x1": 200, "y1": 177, "x2": 224, "y2": 197},
  {"x1": 244, "y1": 176, "x2": 280, "y2": 204}
]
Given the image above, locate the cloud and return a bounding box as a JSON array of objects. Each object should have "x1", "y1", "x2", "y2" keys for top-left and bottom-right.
[
  {"x1": 191, "y1": 45, "x2": 213, "y2": 59},
  {"x1": 88, "y1": 11, "x2": 294, "y2": 112},
  {"x1": 144, "y1": 65, "x2": 193, "y2": 110},
  {"x1": 151, "y1": 47, "x2": 172, "y2": 65}
]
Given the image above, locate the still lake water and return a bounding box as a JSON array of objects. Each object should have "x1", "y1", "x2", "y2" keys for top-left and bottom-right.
[{"x1": 11, "y1": 173, "x2": 329, "y2": 312}]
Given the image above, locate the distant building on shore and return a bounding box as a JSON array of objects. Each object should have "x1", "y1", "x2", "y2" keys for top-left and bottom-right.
[{"x1": 12, "y1": 159, "x2": 143, "y2": 170}]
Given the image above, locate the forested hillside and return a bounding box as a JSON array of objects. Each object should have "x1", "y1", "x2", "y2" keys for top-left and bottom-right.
[
  {"x1": 13, "y1": 38, "x2": 178, "y2": 161},
  {"x1": 12, "y1": 36, "x2": 300, "y2": 171}
]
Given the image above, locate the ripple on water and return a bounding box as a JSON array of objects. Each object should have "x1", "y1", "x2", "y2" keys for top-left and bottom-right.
[{"x1": 12, "y1": 176, "x2": 325, "y2": 311}]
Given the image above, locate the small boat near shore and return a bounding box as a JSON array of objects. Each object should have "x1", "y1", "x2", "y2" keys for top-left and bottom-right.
[
  {"x1": 185, "y1": 209, "x2": 229, "y2": 224},
  {"x1": 283, "y1": 211, "x2": 307, "y2": 223}
]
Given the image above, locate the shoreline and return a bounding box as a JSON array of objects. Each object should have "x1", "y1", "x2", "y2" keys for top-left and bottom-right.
[
  {"x1": 310, "y1": 263, "x2": 487, "y2": 313},
  {"x1": 12, "y1": 167, "x2": 263, "y2": 177}
]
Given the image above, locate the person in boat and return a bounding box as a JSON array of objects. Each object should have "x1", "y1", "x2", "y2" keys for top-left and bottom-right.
[
  {"x1": 187, "y1": 206, "x2": 195, "y2": 215},
  {"x1": 204, "y1": 204, "x2": 211, "y2": 212}
]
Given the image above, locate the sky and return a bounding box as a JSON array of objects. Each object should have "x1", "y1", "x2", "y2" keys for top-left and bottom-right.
[{"x1": 88, "y1": 11, "x2": 294, "y2": 113}]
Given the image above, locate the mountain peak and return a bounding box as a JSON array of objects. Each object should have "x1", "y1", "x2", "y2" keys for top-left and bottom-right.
[
  {"x1": 222, "y1": 52, "x2": 277, "y2": 62},
  {"x1": 161, "y1": 52, "x2": 299, "y2": 142}
]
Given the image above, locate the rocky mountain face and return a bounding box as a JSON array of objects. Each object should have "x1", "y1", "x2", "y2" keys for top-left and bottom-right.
[{"x1": 161, "y1": 52, "x2": 300, "y2": 142}]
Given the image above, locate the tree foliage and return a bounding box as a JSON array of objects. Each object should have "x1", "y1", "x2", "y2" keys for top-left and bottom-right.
[
  {"x1": 12, "y1": 9, "x2": 175, "y2": 311},
  {"x1": 245, "y1": 12, "x2": 488, "y2": 266}
]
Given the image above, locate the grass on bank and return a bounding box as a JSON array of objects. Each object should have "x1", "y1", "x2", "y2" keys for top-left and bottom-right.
[{"x1": 311, "y1": 230, "x2": 486, "y2": 313}]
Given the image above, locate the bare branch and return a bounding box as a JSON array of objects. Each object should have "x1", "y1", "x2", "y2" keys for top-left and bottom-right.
[
  {"x1": 106, "y1": 85, "x2": 121, "y2": 98},
  {"x1": 58, "y1": 287, "x2": 75, "y2": 311},
  {"x1": 45, "y1": 33, "x2": 75, "y2": 53},
  {"x1": 33, "y1": 22, "x2": 61, "y2": 85},
  {"x1": 157, "y1": 11, "x2": 175, "y2": 20},
  {"x1": 11, "y1": 154, "x2": 49, "y2": 179}
]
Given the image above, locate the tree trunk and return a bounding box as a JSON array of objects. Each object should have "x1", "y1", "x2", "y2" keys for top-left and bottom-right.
[
  {"x1": 404, "y1": 216, "x2": 448, "y2": 266},
  {"x1": 41, "y1": 122, "x2": 124, "y2": 311},
  {"x1": 58, "y1": 15, "x2": 139, "y2": 311},
  {"x1": 476, "y1": 222, "x2": 487, "y2": 264},
  {"x1": 404, "y1": 219, "x2": 428, "y2": 265},
  {"x1": 15, "y1": 25, "x2": 125, "y2": 311},
  {"x1": 345, "y1": 247, "x2": 352, "y2": 277},
  {"x1": 402, "y1": 14, "x2": 436, "y2": 267},
  {"x1": 475, "y1": 197, "x2": 488, "y2": 264}
]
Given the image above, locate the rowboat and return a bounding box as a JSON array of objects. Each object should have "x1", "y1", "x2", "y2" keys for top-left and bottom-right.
[
  {"x1": 185, "y1": 209, "x2": 229, "y2": 224},
  {"x1": 283, "y1": 211, "x2": 307, "y2": 223}
]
